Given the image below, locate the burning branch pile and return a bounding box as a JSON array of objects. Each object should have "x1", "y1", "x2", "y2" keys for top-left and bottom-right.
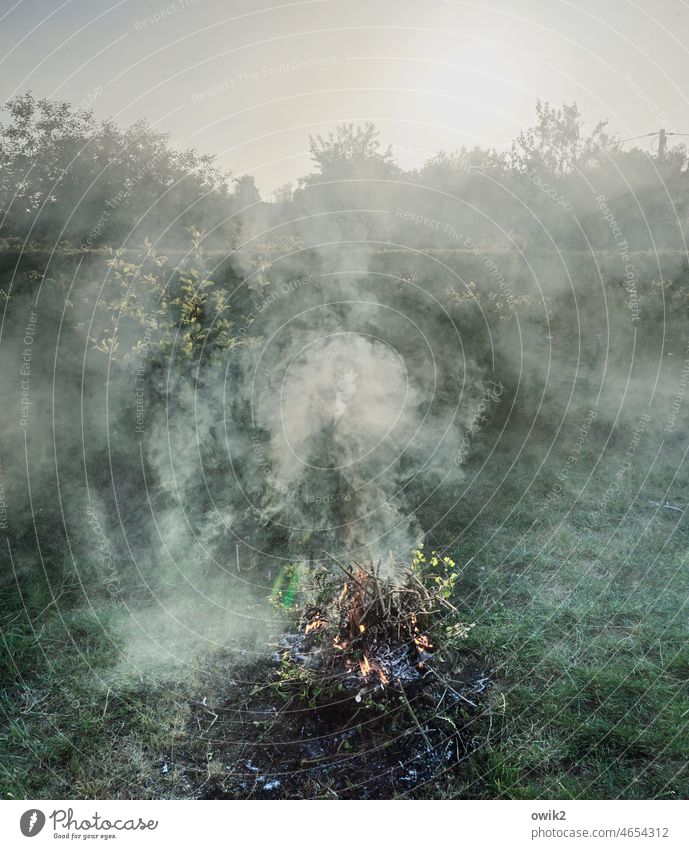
[
  {"x1": 179, "y1": 549, "x2": 489, "y2": 799},
  {"x1": 278, "y1": 549, "x2": 473, "y2": 700}
]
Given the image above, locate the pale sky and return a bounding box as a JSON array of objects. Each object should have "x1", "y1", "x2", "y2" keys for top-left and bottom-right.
[{"x1": 1, "y1": 0, "x2": 688, "y2": 193}]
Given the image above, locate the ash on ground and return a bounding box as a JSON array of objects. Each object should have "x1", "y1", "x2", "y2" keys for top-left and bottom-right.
[
  {"x1": 164, "y1": 561, "x2": 491, "y2": 798},
  {"x1": 169, "y1": 648, "x2": 491, "y2": 799}
]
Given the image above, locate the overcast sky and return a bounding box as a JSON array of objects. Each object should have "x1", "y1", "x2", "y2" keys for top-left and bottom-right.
[{"x1": 1, "y1": 0, "x2": 688, "y2": 193}]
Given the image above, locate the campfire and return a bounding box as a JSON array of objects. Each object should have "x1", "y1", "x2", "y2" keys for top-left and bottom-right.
[
  {"x1": 183, "y1": 547, "x2": 489, "y2": 799},
  {"x1": 277, "y1": 548, "x2": 473, "y2": 701}
]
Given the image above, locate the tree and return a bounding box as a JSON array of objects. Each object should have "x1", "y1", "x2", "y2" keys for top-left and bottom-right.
[
  {"x1": 0, "y1": 93, "x2": 232, "y2": 245},
  {"x1": 305, "y1": 122, "x2": 399, "y2": 183},
  {"x1": 420, "y1": 146, "x2": 506, "y2": 178},
  {"x1": 271, "y1": 182, "x2": 294, "y2": 204},
  {"x1": 233, "y1": 174, "x2": 261, "y2": 207},
  {"x1": 510, "y1": 100, "x2": 616, "y2": 176}
]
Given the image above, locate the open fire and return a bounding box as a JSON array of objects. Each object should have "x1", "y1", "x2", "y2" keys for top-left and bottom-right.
[
  {"x1": 186, "y1": 551, "x2": 487, "y2": 799},
  {"x1": 281, "y1": 555, "x2": 465, "y2": 695}
]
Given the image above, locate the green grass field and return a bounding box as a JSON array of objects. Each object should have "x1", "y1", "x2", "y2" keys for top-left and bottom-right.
[{"x1": 2, "y1": 452, "x2": 687, "y2": 799}]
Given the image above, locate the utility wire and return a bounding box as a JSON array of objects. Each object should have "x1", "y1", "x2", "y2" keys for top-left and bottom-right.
[
  {"x1": 618, "y1": 131, "x2": 689, "y2": 144},
  {"x1": 618, "y1": 132, "x2": 660, "y2": 144}
]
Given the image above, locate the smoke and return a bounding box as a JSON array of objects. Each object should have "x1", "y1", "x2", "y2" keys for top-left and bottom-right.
[
  {"x1": 253, "y1": 330, "x2": 424, "y2": 560},
  {"x1": 213, "y1": 257, "x2": 494, "y2": 571},
  {"x1": 3, "y1": 103, "x2": 688, "y2": 684}
]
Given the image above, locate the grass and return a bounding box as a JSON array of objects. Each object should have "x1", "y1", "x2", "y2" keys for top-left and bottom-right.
[
  {"x1": 1, "y1": 442, "x2": 688, "y2": 799},
  {"x1": 444, "y1": 470, "x2": 689, "y2": 799}
]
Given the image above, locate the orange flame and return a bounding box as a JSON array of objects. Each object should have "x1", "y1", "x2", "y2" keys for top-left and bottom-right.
[
  {"x1": 304, "y1": 616, "x2": 328, "y2": 634},
  {"x1": 338, "y1": 582, "x2": 349, "y2": 605},
  {"x1": 409, "y1": 611, "x2": 433, "y2": 658},
  {"x1": 413, "y1": 634, "x2": 433, "y2": 652},
  {"x1": 358, "y1": 653, "x2": 390, "y2": 685}
]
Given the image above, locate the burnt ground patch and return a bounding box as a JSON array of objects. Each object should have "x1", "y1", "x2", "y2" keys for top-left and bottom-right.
[{"x1": 171, "y1": 650, "x2": 492, "y2": 800}]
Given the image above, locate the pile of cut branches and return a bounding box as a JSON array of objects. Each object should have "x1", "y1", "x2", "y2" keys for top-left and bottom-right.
[
  {"x1": 276, "y1": 548, "x2": 474, "y2": 701},
  {"x1": 176, "y1": 548, "x2": 489, "y2": 799}
]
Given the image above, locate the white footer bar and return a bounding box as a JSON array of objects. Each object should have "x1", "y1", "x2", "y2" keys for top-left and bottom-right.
[{"x1": 1, "y1": 800, "x2": 687, "y2": 848}]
